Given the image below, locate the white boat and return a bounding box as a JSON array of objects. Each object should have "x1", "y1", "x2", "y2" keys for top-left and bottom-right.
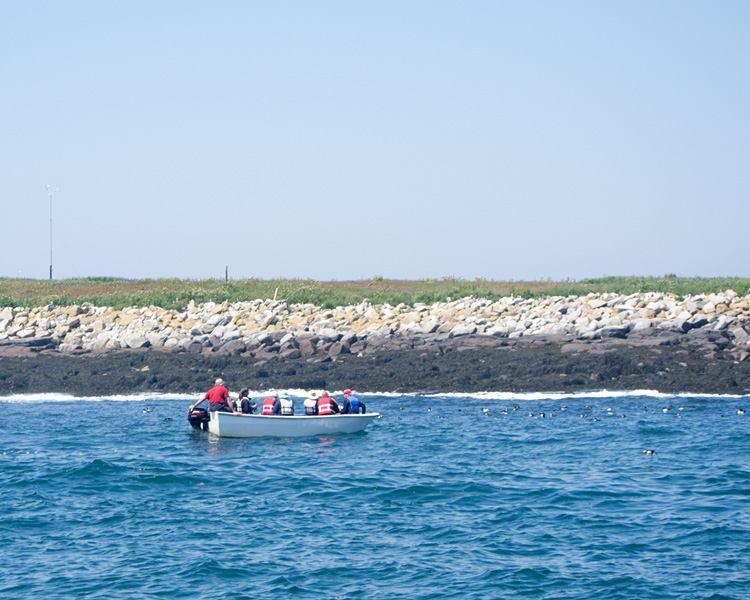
[{"x1": 189, "y1": 408, "x2": 380, "y2": 438}]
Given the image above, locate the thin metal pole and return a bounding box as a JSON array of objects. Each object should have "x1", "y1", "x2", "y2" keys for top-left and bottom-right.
[
  {"x1": 46, "y1": 186, "x2": 58, "y2": 280},
  {"x1": 49, "y1": 191, "x2": 53, "y2": 280}
]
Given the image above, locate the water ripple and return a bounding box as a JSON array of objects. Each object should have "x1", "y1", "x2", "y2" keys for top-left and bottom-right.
[{"x1": 1, "y1": 395, "x2": 749, "y2": 599}]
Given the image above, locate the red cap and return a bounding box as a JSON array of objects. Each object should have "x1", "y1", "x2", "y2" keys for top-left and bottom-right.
[{"x1": 344, "y1": 389, "x2": 352, "y2": 395}]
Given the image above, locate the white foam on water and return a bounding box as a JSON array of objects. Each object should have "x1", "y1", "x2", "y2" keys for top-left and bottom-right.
[
  {"x1": 0, "y1": 392, "x2": 197, "y2": 404},
  {"x1": 1, "y1": 389, "x2": 746, "y2": 404},
  {"x1": 411, "y1": 389, "x2": 750, "y2": 402}
]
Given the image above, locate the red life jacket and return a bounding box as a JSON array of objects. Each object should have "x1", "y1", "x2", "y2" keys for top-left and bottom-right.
[
  {"x1": 262, "y1": 397, "x2": 276, "y2": 415},
  {"x1": 318, "y1": 397, "x2": 333, "y2": 415}
]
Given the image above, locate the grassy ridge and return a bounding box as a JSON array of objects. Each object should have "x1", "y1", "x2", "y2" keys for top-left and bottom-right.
[{"x1": 0, "y1": 276, "x2": 748, "y2": 311}]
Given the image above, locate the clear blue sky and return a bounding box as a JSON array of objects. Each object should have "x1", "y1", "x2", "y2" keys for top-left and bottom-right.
[{"x1": 2, "y1": 1, "x2": 748, "y2": 281}]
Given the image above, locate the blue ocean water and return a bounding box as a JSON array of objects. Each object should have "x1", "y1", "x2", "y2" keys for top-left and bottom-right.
[{"x1": 1, "y1": 391, "x2": 749, "y2": 600}]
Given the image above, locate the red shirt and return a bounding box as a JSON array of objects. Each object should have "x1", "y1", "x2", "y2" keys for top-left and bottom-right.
[{"x1": 204, "y1": 385, "x2": 229, "y2": 404}]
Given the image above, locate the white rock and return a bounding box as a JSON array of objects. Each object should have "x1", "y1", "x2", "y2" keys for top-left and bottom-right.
[
  {"x1": 146, "y1": 332, "x2": 168, "y2": 346},
  {"x1": 484, "y1": 325, "x2": 509, "y2": 337},
  {"x1": 221, "y1": 330, "x2": 241, "y2": 342},
  {"x1": 207, "y1": 314, "x2": 230, "y2": 327},
  {"x1": 123, "y1": 334, "x2": 149, "y2": 349},
  {"x1": 318, "y1": 328, "x2": 340, "y2": 342}
]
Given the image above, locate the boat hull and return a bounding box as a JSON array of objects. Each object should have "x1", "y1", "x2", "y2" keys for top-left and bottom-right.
[{"x1": 207, "y1": 411, "x2": 380, "y2": 438}]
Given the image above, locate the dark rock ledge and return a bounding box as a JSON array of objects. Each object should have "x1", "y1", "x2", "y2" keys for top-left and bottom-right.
[{"x1": 1, "y1": 329, "x2": 749, "y2": 397}]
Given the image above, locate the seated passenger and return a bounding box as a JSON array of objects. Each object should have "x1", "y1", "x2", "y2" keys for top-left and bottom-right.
[
  {"x1": 262, "y1": 392, "x2": 280, "y2": 415},
  {"x1": 279, "y1": 391, "x2": 294, "y2": 415},
  {"x1": 189, "y1": 378, "x2": 239, "y2": 414},
  {"x1": 316, "y1": 390, "x2": 340, "y2": 415},
  {"x1": 304, "y1": 391, "x2": 319, "y2": 415},
  {"x1": 341, "y1": 388, "x2": 366, "y2": 414},
  {"x1": 239, "y1": 388, "x2": 257, "y2": 414}
]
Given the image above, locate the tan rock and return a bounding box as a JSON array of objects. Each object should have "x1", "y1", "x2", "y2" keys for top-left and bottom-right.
[{"x1": 63, "y1": 306, "x2": 83, "y2": 317}]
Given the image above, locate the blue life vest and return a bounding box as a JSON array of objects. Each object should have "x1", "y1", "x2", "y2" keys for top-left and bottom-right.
[{"x1": 349, "y1": 396, "x2": 360, "y2": 413}]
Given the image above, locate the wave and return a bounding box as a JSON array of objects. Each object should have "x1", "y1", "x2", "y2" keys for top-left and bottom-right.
[
  {"x1": 0, "y1": 392, "x2": 196, "y2": 403},
  {"x1": 1, "y1": 388, "x2": 747, "y2": 404},
  {"x1": 424, "y1": 389, "x2": 750, "y2": 401}
]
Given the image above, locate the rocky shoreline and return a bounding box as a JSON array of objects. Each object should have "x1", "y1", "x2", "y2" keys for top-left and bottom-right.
[{"x1": 1, "y1": 291, "x2": 749, "y2": 396}]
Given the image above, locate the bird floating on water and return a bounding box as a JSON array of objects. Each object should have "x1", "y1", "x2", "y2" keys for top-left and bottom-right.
[{"x1": 642, "y1": 449, "x2": 656, "y2": 455}]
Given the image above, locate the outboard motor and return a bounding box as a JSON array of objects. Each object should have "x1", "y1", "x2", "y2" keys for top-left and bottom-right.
[{"x1": 188, "y1": 407, "x2": 210, "y2": 431}]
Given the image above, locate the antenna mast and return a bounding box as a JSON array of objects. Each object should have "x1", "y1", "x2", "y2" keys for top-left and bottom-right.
[{"x1": 46, "y1": 185, "x2": 58, "y2": 280}]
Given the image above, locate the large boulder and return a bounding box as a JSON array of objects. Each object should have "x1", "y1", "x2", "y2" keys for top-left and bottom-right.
[
  {"x1": 207, "y1": 314, "x2": 231, "y2": 328},
  {"x1": 318, "y1": 328, "x2": 341, "y2": 342},
  {"x1": 420, "y1": 320, "x2": 440, "y2": 335},
  {"x1": 684, "y1": 314, "x2": 710, "y2": 332},
  {"x1": 298, "y1": 337, "x2": 318, "y2": 356},
  {"x1": 450, "y1": 324, "x2": 477, "y2": 337},
  {"x1": 183, "y1": 340, "x2": 204, "y2": 353},
  {"x1": 214, "y1": 339, "x2": 246, "y2": 355},
  {"x1": 279, "y1": 348, "x2": 302, "y2": 360},
  {"x1": 598, "y1": 326, "x2": 629, "y2": 339},
  {"x1": 631, "y1": 319, "x2": 652, "y2": 332},
  {"x1": 123, "y1": 334, "x2": 150, "y2": 349},
  {"x1": 328, "y1": 341, "x2": 350, "y2": 358},
  {"x1": 89, "y1": 332, "x2": 114, "y2": 350},
  {"x1": 146, "y1": 332, "x2": 168, "y2": 347}
]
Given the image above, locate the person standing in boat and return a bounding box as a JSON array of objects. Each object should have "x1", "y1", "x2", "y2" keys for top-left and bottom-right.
[
  {"x1": 262, "y1": 392, "x2": 280, "y2": 415},
  {"x1": 304, "y1": 391, "x2": 319, "y2": 415},
  {"x1": 341, "y1": 389, "x2": 366, "y2": 414},
  {"x1": 190, "y1": 378, "x2": 238, "y2": 414},
  {"x1": 316, "y1": 391, "x2": 340, "y2": 415},
  {"x1": 239, "y1": 388, "x2": 257, "y2": 414},
  {"x1": 278, "y1": 391, "x2": 294, "y2": 415}
]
